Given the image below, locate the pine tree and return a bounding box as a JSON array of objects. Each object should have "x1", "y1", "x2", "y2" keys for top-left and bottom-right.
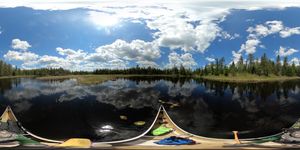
[
  {"x1": 291, "y1": 62, "x2": 297, "y2": 76},
  {"x1": 219, "y1": 57, "x2": 225, "y2": 74},
  {"x1": 0, "y1": 60, "x2": 3, "y2": 76},
  {"x1": 215, "y1": 58, "x2": 219, "y2": 75},
  {"x1": 237, "y1": 56, "x2": 244, "y2": 72},
  {"x1": 247, "y1": 54, "x2": 254, "y2": 73},
  {"x1": 282, "y1": 56, "x2": 288, "y2": 76},
  {"x1": 179, "y1": 64, "x2": 186, "y2": 75},
  {"x1": 229, "y1": 62, "x2": 237, "y2": 76},
  {"x1": 275, "y1": 55, "x2": 281, "y2": 76},
  {"x1": 260, "y1": 53, "x2": 270, "y2": 76}
]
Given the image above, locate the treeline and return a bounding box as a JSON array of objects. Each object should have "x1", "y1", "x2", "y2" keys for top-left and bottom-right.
[
  {"x1": 1, "y1": 53, "x2": 300, "y2": 77},
  {"x1": 93, "y1": 65, "x2": 193, "y2": 76},
  {"x1": 0, "y1": 59, "x2": 193, "y2": 77},
  {"x1": 195, "y1": 53, "x2": 300, "y2": 77},
  {"x1": 0, "y1": 60, "x2": 71, "y2": 76},
  {"x1": 21, "y1": 68, "x2": 71, "y2": 76},
  {"x1": 0, "y1": 60, "x2": 15, "y2": 76}
]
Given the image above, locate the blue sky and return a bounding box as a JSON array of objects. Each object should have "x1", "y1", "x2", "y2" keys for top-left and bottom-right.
[{"x1": 1, "y1": 0, "x2": 300, "y2": 71}]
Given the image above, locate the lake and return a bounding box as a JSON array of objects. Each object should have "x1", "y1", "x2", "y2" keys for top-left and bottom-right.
[{"x1": 1, "y1": 77, "x2": 300, "y2": 141}]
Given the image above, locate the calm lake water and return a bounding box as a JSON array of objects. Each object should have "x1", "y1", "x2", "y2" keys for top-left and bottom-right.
[{"x1": 1, "y1": 77, "x2": 300, "y2": 140}]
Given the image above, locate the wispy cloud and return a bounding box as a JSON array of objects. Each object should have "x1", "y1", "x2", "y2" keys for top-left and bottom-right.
[{"x1": 206, "y1": 57, "x2": 215, "y2": 62}]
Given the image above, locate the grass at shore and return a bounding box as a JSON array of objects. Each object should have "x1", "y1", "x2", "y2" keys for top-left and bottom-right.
[
  {"x1": 37, "y1": 75, "x2": 118, "y2": 84},
  {"x1": 0, "y1": 75, "x2": 34, "y2": 80},
  {"x1": 4, "y1": 74, "x2": 300, "y2": 84},
  {"x1": 200, "y1": 74, "x2": 300, "y2": 83},
  {"x1": 36, "y1": 74, "x2": 177, "y2": 84}
]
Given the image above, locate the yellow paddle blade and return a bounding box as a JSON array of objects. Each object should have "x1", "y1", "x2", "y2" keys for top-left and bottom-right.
[
  {"x1": 58, "y1": 138, "x2": 91, "y2": 148},
  {"x1": 0, "y1": 107, "x2": 17, "y2": 123}
]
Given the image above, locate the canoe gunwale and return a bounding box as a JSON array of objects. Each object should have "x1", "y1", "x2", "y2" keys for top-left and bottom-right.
[
  {"x1": 161, "y1": 106, "x2": 284, "y2": 142},
  {"x1": 2, "y1": 106, "x2": 63, "y2": 143}
]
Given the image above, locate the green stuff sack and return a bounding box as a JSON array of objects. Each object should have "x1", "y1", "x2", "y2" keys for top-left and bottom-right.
[
  {"x1": 152, "y1": 125, "x2": 172, "y2": 136},
  {"x1": 16, "y1": 135, "x2": 40, "y2": 145}
]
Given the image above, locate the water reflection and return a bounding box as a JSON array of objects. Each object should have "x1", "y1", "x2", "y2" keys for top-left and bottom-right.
[
  {"x1": 1, "y1": 77, "x2": 300, "y2": 139},
  {"x1": 167, "y1": 79, "x2": 300, "y2": 139},
  {"x1": 0, "y1": 78, "x2": 159, "y2": 141}
]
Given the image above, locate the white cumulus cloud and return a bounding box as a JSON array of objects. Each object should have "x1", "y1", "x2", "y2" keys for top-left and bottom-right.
[
  {"x1": 280, "y1": 27, "x2": 300, "y2": 38},
  {"x1": 276, "y1": 46, "x2": 298, "y2": 57},
  {"x1": 238, "y1": 20, "x2": 300, "y2": 59},
  {"x1": 239, "y1": 38, "x2": 261, "y2": 54},
  {"x1": 4, "y1": 50, "x2": 38, "y2": 62},
  {"x1": 232, "y1": 51, "x2": 242, "y2": 64},
  {"x1": 290, "y1": 57, "x2": 300, "y2": 65},
  {"x1": 148, "y1": 14, "x2": 221, "y2": 53},
  {"x1": 89, "y1": 39, "x2": 161, "y2": 67},
  {"x1": 5, "y1": 38, "x2": 162, "y2": 70},
  {"x1": 11, "y1": 39, "x2": 31, "y2": 51},
  {"x1": 56, "y1": 47, "x2": 87, "y2": 61},
  {"x1": 166, "y1": 52, "x2": 196, "y2": 68}
]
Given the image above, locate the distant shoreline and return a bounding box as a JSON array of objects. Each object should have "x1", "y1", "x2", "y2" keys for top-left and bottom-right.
[
  {"x1": 2, "y1": 74, "x2": 300, "y2": 84},
  {"x1": 199, "y1": 75, "x2": 300, "y2": 83}
]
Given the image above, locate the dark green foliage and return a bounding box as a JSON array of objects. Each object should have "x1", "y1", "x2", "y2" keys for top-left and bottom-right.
[
  {"x1": 237, "y1": 55, "x2": 244, "y2": 72},
  {"x1": 0, "y1": 60, "x2": 14, "y2": 76},
  {"x1": 275, "y1": 55, "x2": 281, "y2": 76},
  {"x1": 229, "y1": 62, "x2": 237, "y2": 76},
  {"x1": 197, "y1": 53, "x2": 300, "y2": 77},
  {"x1": 247, "y1": 53, "x2": 255, "y2": 74},
  {"x1": 21, "y1": 68, "x2": 71, "y2": 76},
  {"x1": 0, "y1": 59, "x2": 70, "y2": 77},
  {"x1": 93, "y1": 65, "x2": 193, "y2": 76}
]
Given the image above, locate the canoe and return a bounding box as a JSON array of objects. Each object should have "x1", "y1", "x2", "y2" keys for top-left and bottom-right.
[
  {"x1": 0, "y1": 106, "x2": 162, "y2": 145},
  {"x1": 0, "y1": 106, "x2": 62, "y2": 143},
  {"x1": 1, "y1": 105, "x2": 299, "y2": 149},
  {"x1": 110, "y1": 106, "x2": 289, "y2": 149},
  {"x1": 161, "y1": 106, "x2": 284, "y2": 142}
]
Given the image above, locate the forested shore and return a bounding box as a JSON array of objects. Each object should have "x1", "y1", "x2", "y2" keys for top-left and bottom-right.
[
  {"x1": 195, "y1": 53, "x2": 300, "y2": 77},
  {"x1": 1, "y1": 53, "x2": 300, "y2": 82}
]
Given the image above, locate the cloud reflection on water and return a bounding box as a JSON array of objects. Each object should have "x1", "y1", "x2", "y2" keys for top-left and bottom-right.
[
  {"x1": 2, "y1": 78, "x2": 300, "y2": 114},
  {"x1": 2, "y1": 77, "x2": 300, "y2": 139}
]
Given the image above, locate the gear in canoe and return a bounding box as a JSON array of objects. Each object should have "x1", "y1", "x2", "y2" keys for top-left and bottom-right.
[
  {"x1": 155, "y1": 136, "x2": 196, "y2": 145},
  {"x1": 280, "y1": 119, "x2": 300, "y2": 143},
  {"x1": 0, "y1": 107, "x2": 24, "y2": 134},
  {"x1": 45, "y1": 138, "x2": 92, "y2": 148},
  {"x1": 151, "y1": 125, "x2": 173, "y2": 136},
  {"x1": 0, "y1": 130, "x2": 17, "y2": 142}
]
